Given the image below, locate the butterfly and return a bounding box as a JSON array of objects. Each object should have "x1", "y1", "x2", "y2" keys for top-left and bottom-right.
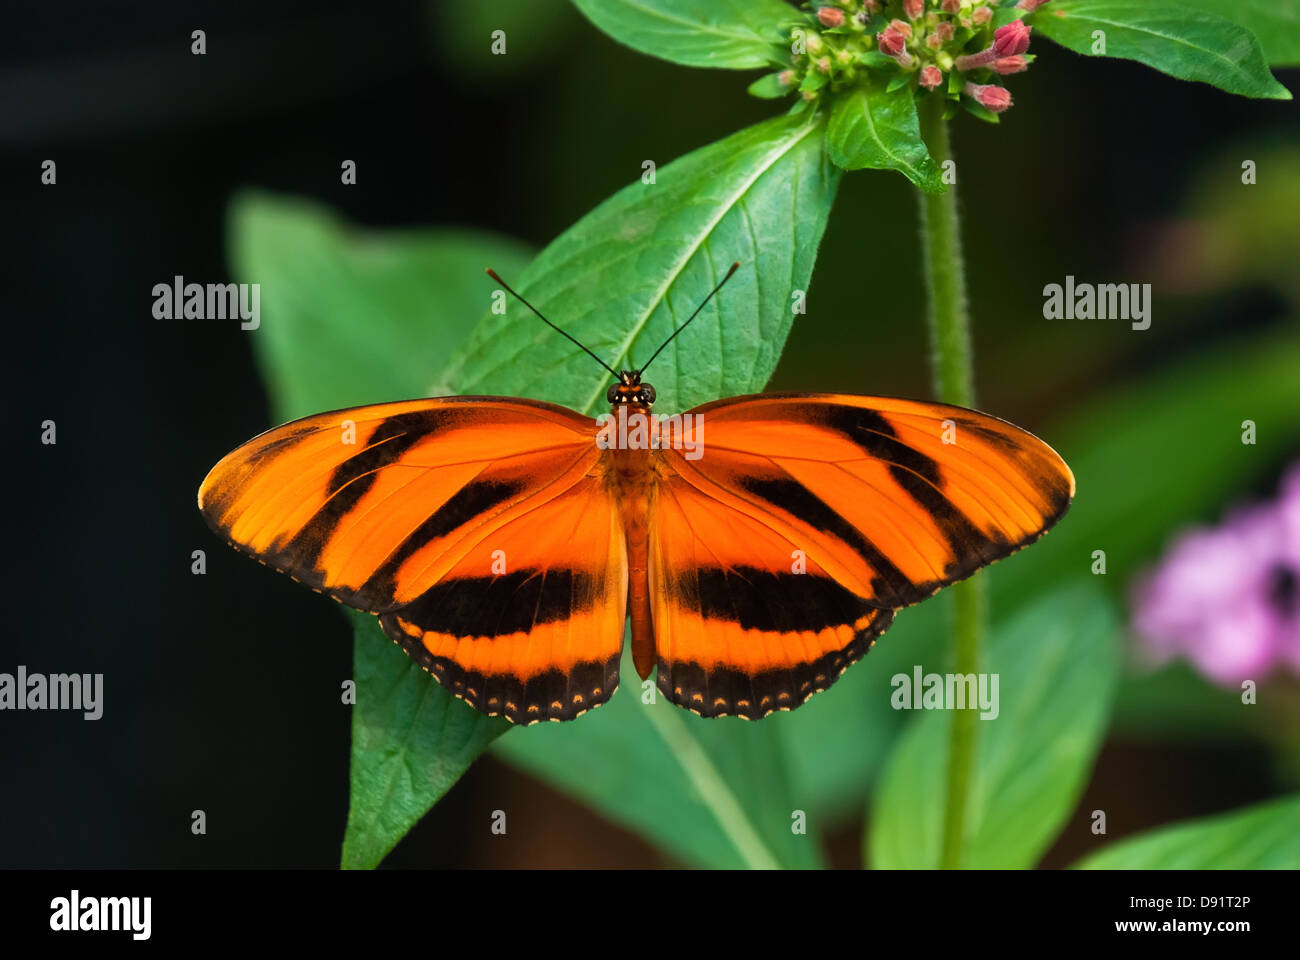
[{"x1": 199, "y1": 262, "x2": 1074, "y2": 725}]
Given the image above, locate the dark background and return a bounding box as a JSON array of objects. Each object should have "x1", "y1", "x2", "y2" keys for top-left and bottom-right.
[{"x1": 3, "y1": 0, "x2": 1297, "y2": 867}]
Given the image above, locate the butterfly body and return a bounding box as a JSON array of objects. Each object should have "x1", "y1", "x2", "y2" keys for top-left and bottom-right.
[{"x1": 200, "y1": 378, "x2": 1073, "y2": 725}]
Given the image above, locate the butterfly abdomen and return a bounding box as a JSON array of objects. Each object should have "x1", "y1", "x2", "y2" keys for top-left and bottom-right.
[{"x1": 607, "y1": 404, "x2": 657, "y2": 681}]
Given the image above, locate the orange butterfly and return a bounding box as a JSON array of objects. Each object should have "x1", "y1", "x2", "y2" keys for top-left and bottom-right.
[{"x1": 199, "y1": 263, "x2": 1073, "y2": 724}]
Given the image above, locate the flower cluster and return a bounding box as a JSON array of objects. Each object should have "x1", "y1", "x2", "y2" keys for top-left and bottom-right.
[
  {"x1": 782, "y1": 0, "x2": 1048, "y2": 116},
  {"x1": 1132, "y1": 463, "x2": 1300, "y2": 687}
]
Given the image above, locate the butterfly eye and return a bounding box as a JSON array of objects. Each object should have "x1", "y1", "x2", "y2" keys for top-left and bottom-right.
[
  {"x1": 606, "y1": 384, "x2": 620, "y2": 404},
  {"x1": 642, "y1": 384, "x2": 656, "y2": 404}
]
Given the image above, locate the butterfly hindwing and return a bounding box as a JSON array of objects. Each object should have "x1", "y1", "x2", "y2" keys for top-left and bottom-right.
[
  {"x1": 380, "y1": 472, "x2": 627, "y2": 723},
  {"x1": 650, "y1": 471, "x2": 895, "y2": 719},
  {"x1": 199, "y1": 396, "x2": 628, "y2": 722},
  {"x1": 650, "y1": 393, "x2": 1074, "y2": 716}
]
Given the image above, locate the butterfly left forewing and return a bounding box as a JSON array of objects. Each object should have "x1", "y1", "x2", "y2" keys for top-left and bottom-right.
[{"x1": 199, "y1": 396, "x2": 628, "y2": 723}]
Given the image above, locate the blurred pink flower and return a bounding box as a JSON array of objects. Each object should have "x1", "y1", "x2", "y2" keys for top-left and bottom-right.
[{"x1": 1132, "y1": 463, "x2": 1300, "y2": 686}]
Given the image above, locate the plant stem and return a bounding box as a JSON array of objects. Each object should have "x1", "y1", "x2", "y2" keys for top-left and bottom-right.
[
  {"x1": 916, "y1": 93, "x2": 987, "y2": 870},
  {"x1": 644, "y1": 701, "x2": 782, "y2": 870}
]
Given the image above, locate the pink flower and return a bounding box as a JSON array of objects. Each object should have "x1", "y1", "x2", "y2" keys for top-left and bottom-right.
[
  {"x1": 941, "y1": 0, "x2": 961, "y2": 12},
  {"x1": 963, "y1": 81, "x2": 1013, "y2": 112},
  {"x1": 817, "y1": 6, "x2": 845, "y2": 28},
  {"x1": 903, "y1": 0, "x2": 924, "y2": 20},
  {"x1": 1132, "y1": 464, "x2": 1300, "y2": 685},
  {"x1": 992, "y1": 55, "x2": 1028, "y2": 74},
  {"x1": 889, "y1": 18, "x2": 913, "y2": 39},
  {"x1": 972, "y1": 6, "x2": 993, "y2": 26},
  {"x1": 1018, "y1": 0, "x2": 1053, "y2": 11},
  {"x1": 994, "y1": 21, "x2": 1032, "y2": 56},
  {"x1": 919, "y1": 65, "x2": 944, "y2": 89}
]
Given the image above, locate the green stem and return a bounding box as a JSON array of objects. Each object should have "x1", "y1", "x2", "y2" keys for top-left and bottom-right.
[
  {"x1": 644, "y1": 701, "x2": 782, "y2": 870},
  {"x1": 917, "y1": 94, "x2": 987, "y2": 871}
]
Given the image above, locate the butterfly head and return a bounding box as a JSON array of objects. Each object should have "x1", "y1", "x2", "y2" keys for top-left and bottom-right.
[{"x1": 607, "y1": 370, "x2": 656, "y2": 409}]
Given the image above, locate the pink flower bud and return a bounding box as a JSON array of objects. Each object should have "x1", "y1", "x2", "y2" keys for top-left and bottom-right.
[
  {"x1": 889, "y1": 19, "x2": 913, "y2": 39},
  {"x1": 941, "y1": 0, "x2": 961, "y2": 12},
  {"x1": 1018, "y1": 0, "x2": 1052, "y2": 11},
  {"x1": 926, "y1": 32, "x2": 943, "y2": 50},
  {"x1": 991, "y1": 55, "x2": 1027, "y2": 74},
  {"x1": 972, "y1": 6, "x2": 993, "y2": 26},
  {"x1": 778, "y1": 69, "x2": 795, "y2": 86},
  {"x1": 817, "y1": 6, "x2": 845, "y2": 28},
  {"x1": 919, "y1": 65, "x2": 944, "y2": 90},
  {"x1": 936, "y1": 22, "x2": 955, "y2": 42},
  {"x1": 964, "y1": 81, "x2": 1013, "y2": 113},
  {"x1": 994, "y1": 20, "x2": 1032, "y2": 56},
  {"x1": 903, "y1": 0, "x2": 924, "y2": 20},
  {"x1": 864, "y1": 0, "x2": 882, "y2": 11},
  {"x1": 816, "y1": 56, "x2": 832, "y2": 73},
  {"x1": 877, "y1": 28, "x2": 907, "y2": 58}
]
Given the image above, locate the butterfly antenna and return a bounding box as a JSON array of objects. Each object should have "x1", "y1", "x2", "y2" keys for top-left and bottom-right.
[
  {"x1": 486, "y1": 268, "x2": 619, "y2": 378},
  {"x1": 637, "y1": 261, "x2": 741, "y2": 376}
]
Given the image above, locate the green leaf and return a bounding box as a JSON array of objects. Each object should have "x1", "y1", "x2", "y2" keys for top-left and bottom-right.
[
  {"x1": 341, "y1": 613, "x2": 510, "y2": 869},
  {"x1": 1034, "y1": 1, "x2": 1292, "y2": 100},
  {"x1": 442, "y1": 112, "x2": 841, "y2": 417},
  {"x1": 227, "y1": 193, "x2": 535, "y2": 867},
  {"x1": 495, "y1": 650, "x2": 819, "y2": 868},
  {"x1": 747, "y1": 71, "x2": 791, "y2": 99},
  {"x1": 570, "y1": 0, "x2": 792, "y2": 69},
  {"x1": 1076, "y1": 794, "x2": 1300, "y2": 868},
  {"x1": 1176, "y1": 0, "x2": 1300, "y2": 67},
  {"x1": 960, "y1": 97, "x2": 1002, "y2": 124},
  {"x1": 825, "y1": 86, "x2": 945, "y2": 192},
  {"x1": 226, "y1": 191, "x2": 535, "y2": 420},
  {"x1": 869, "y1": 584, "x2": 1121, "y2": 869}
]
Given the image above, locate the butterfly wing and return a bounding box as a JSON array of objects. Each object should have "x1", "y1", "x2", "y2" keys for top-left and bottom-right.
[
  {"x1": 650, "y1": 393, "x2": 1074, "y2": 718},
  {"x1": 198, "y1": 397, "x2": 626, "y2": 723}
]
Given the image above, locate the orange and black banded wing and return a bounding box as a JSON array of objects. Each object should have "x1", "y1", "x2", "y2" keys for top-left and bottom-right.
[
  {"x1": 198, "y1": 396, "x2": 628, "y2": 723},
  {"x1": 380, "y1": 472, "x2": 627, "y2": 724},
  {"x1": 650, "y1": 393, "x2": 1074, "y2": 717},
  {"x1": 649, "y1": 470, "x2": 895, "y2": 719}
]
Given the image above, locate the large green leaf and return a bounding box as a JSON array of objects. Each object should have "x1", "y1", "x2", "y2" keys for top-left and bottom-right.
[
  {"x1": 1034, "y1": 1, "x2": 1292, "y2": 100},
  {"x1": 869, "y1": 584, "x2": 1120, "y2": 869},
  {"x1": 1076, "y1": 794, "x2": 1300, "y2": 868},
  {"x1": 227, "y1": 193, "x2": 534, "y2": 867},
  {"x1": 442, "y1": 112, "x2": 841, "y2": 417},
  {"x1": 1177, "y1": 0, "x2": 1300, "y2": 67},
  {"x1": 826, "y1": 86, "x2": 946, "y2": 193},
  {"x1": 227, "y1": 192, "x2": 535, "y2": 421},
  {"x1": 341, "y1": 613, "x2": 510, "y2": 869},
  {"x1": 570, "y1": 0, "x2": 792, "y2": 70}
]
